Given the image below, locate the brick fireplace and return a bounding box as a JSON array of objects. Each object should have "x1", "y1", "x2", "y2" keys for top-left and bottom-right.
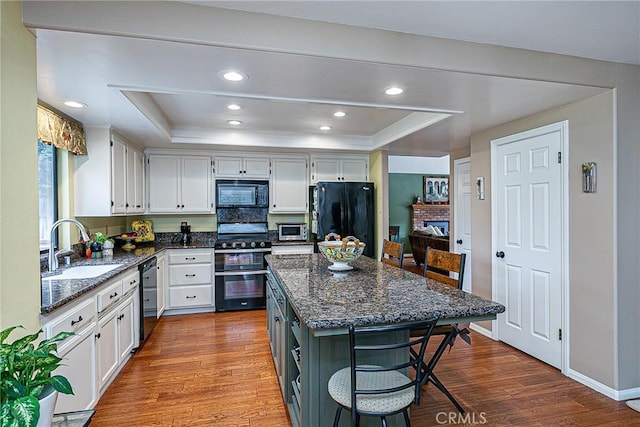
[{"x1": 411, "y1": 204, "x2": 450, "y2": 231}]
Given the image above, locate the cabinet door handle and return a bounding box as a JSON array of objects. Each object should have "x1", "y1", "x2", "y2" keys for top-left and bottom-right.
[
  {"x1": 70, "y1": 315, "x2": 83, "y2": 326},
  {"x1": 186, "y1": 295, "x2": 197, "y2": 299},
  {"x1": 185, "y1": 257, "x2": 196, "y2": 260},
  {"x1": 177, "y1": 204, "x2": 180, "y2": 208},
  {"x1": 185, "y1": 274, "x2": 196, "y2": 277},
  {"x1": 95, "y1": 333, "x2": 101, "y2": 339},
  {"x1": 181, "y1": 205, "x2": 185, "y2": 208},
  {"x1": 110, "y1": 292, "x2": 118, "y2": 299},
  {"x1": 274, "y1": 316, "x2": 280, "y2": 322},
  {"x1": 118, "y1": 314, "x2": 125, "y2": 321},
  {"x1": 144, "y1": 298, "x2": 150, "y2": 302}
]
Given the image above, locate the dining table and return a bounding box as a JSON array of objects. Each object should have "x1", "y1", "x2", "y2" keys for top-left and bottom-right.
[{"x1": 266, "y1": 253, "x2": 505, "y2": 427}]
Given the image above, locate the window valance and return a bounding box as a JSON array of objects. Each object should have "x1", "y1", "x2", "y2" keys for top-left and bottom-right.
[{"x1": 37, "y1": 103, "x2": 87, "y2": 155}]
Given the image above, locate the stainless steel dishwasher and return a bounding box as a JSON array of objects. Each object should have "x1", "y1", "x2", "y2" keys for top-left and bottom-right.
[{"x1": 138, "y1": 257, "x2": 158, "y2": 345}]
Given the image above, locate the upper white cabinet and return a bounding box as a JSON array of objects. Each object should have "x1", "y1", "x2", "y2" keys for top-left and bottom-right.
[
  {"x1": 147, "y1": 154, "x2": 213, "y2": 213},
  {"x1": 75, "y1": 127, "x2": 145, "y2": 216},
  {"x1": 126, "y1": 145, "x2": 145, "y2": 213},
  {"x1": 215, "y1": 155, "x2": 270, "y2": 179},
  {"x1": 309, "y1": 154, "x2": 369, "y2": 184},
  {"x1": 270, "y1": 156, "x2": 308, "y2": 213}
]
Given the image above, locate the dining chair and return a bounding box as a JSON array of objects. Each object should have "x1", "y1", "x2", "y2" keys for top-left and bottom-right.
[
  {"x1": 328, "y1": 317, "x2": 440, "y2": 427},
  {"x1": 412, "y1": 247, "x2": 467, "y2": 413},
  {"x1": 388, "y1": 225, "x2": 400, "y2": 242},
  {"x1": 380, "y1": 239, "x2": 404, "y2": 268}
]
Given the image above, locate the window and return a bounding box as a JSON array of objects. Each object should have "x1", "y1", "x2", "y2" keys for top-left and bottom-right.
[{"x1": 38, "y1": 140, "x2": 57, "y2": 251}]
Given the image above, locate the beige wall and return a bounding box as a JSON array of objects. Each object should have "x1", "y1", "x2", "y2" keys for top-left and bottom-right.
[
  {"x1": 470, "y1": 91, "x2": 617, "y2": 387},
  {"x1": 0, "y1": 1, "x2": 40, "y2": 332}
]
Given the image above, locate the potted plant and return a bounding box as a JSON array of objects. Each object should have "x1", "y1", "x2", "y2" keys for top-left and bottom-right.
[{"x1": 0, "y1": 325, "x2": 74, "y2": 427}]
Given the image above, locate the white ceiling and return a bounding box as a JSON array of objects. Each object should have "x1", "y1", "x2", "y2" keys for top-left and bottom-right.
[{"x1": 26, "y1": 1, "x2": 635, "y2": 157}]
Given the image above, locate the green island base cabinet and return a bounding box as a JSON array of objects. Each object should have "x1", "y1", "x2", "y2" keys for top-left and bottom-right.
[
  {"x1": 40, "y1": 267, "x2": 141, "y2": 414},
  {"x1": 266, "y1": 254, "x2": 505, "y2": 427}
]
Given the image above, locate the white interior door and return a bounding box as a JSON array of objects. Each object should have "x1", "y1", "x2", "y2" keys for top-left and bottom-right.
[
  {"x1": 454, "y1": 158, "x2": 472, "y2": 292},
  {"x1": 493, "y1": 122, "x2": 564, "y2": 369}
]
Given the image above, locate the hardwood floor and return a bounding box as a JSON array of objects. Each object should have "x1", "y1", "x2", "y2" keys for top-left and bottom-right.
[{"x1": 92, "y1": 279, "x2": 639, "y2": 426}]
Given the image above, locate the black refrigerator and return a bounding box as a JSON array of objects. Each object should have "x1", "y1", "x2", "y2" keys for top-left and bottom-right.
[{"x1": 309, "y1": 182, "x2": 375, "y2": 258}]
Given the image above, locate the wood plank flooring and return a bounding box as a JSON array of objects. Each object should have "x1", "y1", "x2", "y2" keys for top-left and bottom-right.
[{"x1": 92, "y1": 277, "x2": 640, "y2": 426}]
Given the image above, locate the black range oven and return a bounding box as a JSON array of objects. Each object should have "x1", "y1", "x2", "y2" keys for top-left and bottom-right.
[{"x1": 214, "y1": 223, "x2": 271, "y2": 311}]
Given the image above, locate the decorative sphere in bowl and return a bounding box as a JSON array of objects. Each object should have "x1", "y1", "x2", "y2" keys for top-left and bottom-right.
[{"x1": 317, "y1": 238, "x2": 366, "y2": 271}]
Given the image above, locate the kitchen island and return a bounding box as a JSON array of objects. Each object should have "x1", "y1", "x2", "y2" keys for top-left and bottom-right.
[{"x1": 266, "y1": 254, "x2": 505, "y2": 427}]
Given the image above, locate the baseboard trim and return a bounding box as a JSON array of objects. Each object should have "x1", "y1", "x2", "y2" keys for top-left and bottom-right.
[
  {"x1": 566, "y1": 368, "x2": 640, "y2": 401},
  {"x1": 470, "y1": 322, "x2": 495, "y2": 339}
]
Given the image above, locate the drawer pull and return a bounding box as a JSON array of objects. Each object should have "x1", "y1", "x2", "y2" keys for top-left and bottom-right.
[
  {"x1": 185, "y1": 274, "x2": 196, "y2": 277},
  {"x1": 144, "y1": 298, "x2": 150, "y2": 302},
  {"x1": 241, "y1": 302, "x2": 248, "y2": 306},
  {"x1": 185, "y1": 257, "x2": 196, "y2": 260},
  {"x1": 70, "y1": 315, "x2": 83, "y2": 326},
  {"x1": 118, "y1": 314, "x2": 125, "y2": 321},
  {"x1": 110, "y1": 292, "x2": 119, "y2": 299},
  {"x1": 186, "y1": 295, "x2": 197, "y2": 299}
]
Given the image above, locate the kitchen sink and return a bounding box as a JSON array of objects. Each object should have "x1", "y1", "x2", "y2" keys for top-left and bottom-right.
[{"x1": 42, "y1": 264, "x2": 123, "y2": 281}]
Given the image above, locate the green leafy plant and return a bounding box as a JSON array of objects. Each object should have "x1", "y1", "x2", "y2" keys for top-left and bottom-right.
[{"x1": 0, "y1": 325, "x2": 74, "y2": 427}]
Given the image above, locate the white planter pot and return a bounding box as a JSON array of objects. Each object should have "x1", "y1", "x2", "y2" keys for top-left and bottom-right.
[{"x1": 37, "y1": 387, "x2": 58, "y2": 427}]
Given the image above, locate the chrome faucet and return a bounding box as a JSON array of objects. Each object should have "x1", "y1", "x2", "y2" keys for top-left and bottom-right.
[{"x1": 48, "y1": 218, "x2": 90, "y2": 272}]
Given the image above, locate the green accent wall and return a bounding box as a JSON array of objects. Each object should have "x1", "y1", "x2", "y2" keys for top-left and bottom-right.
[{"x1": 388, "y1": 173, "x2": 424, "y2": 249}]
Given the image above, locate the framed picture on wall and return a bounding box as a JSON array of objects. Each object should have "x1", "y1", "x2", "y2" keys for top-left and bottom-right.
[{"x1": 423, "y1": 176, "x2": 449, "y2": 203}]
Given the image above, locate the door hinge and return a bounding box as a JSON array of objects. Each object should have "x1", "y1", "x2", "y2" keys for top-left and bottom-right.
[
  {"x1": 558, "y1": 329, "x2": 562, "y2": 340},
  {"x1": 557, "y1": 152, "x2": 562, "y2": 164}
]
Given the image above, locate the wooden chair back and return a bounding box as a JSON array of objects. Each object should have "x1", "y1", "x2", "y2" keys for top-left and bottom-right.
[
  {"x1": 381, "y1": 239, "x2": 404, "y2": 268},
  {"x1": 423, "y1": 247, "x2": 466, "y2": 289}
]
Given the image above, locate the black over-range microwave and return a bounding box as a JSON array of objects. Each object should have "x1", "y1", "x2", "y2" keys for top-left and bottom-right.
[{"x1": 216, "y1": 180, "x2": 269, "y2": 208}]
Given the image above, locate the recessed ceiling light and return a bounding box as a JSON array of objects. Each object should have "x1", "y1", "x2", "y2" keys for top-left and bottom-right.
[
  {"x1": 219, "y1": 70, "x2": 247, "y2": 82},
  {"x1": 384, "y1": 86, "x2": 404, "y2": 96},
  {"x1": 227, "y1": 120, "x2": 243, "y2": 126},
  {"x1": 319, "y1": 125, "x2": 332, "y2": 131},
  {"x1": 64, "y1": 101, "x2": 85, "y2": 108},
  {"x1": 333, "y1": 111, "x2": 346, "y2": 118},
  {"x1": 227, "y1": 104, "x2": 242, "y2": 110}
]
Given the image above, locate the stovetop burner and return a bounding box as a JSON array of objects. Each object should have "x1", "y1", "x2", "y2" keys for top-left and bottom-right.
[{"x1": 215, "y1": 222, "x2": 271, "y2": 250}]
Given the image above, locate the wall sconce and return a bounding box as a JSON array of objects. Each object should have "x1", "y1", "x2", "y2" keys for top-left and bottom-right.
[
  {"x1": 476, "y1": 177, "x2": 485, "y2": 200},
  {"x1": 582, "y1": 162, "x2": 597, "y2": 193}
]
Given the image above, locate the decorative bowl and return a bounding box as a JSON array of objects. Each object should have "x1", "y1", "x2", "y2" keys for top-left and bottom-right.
[{"x1": 317, "y1": 237, "x2": 366, "y2": 271}]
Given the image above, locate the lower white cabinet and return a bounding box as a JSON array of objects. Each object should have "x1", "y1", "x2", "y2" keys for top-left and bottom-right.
[
  {"x1": 166, "y1": 249, "x2": 214, "y2": 312},
  {"x1": 271, "y1": 244, "x2": 314, "y2": 255},
  {"x1": 97, "y1": 293, "x2": 136, "y2": 391},
  {"x1": 157, "y1": 253, "x2": 166, "y2": 317},
  {"x1": 42, "y1": 269, "x2": 141, "y2": 413}
]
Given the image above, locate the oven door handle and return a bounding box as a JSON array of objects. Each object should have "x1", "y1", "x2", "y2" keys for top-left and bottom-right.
[
  {"x1": 214, "y1": 270, "x2": 268, "y2": 277},
  {"x1": 215, "y1": 248, "x2": 272, "y2": 254}
]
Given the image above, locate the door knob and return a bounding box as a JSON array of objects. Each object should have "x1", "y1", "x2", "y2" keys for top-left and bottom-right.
[
  {"x1": 456, "y1": 239, "x2": 463, "y2": 244},
  {"x1": 496, "y1": 251, "x2": 505, "y2": 258}
]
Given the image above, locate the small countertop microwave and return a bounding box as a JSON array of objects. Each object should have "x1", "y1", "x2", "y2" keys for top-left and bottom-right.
[{"x1": 278, "y1": 223, "x2": 308, "y2": 241}]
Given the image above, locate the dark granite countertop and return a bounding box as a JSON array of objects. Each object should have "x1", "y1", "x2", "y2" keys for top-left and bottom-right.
[
  {"x1": 41, "y1": 239, "x2": 216, "y2": 315},
  {"x1": 266, "y1": 254, "x2": 505, "y2": 331}
]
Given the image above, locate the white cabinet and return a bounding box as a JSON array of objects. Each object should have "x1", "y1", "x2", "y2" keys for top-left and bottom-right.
[
  {"x1": 147, "y1": 154, "x2": 213, "y2": 213},
  {"x1": 270, "y1": 156, "x2": 308, "y2": 213},
  {"x1": 310, "y1": 154, "x2": 369, "y2": 184},
  {"x1": 53, "y1": 322, "x2": 97, "y2": 413},
  {"x1": 157, "y1": 253, "x2": 166, "y2": 317},
  {"x1": 74, "y1": 127, "x2": 145, "y2": 216},
  {"x1": 43, "y1": 298, "x2": 97, "y2": 413},
  {"x1": 97, "y1": 292, "x2": 136, "y2": 391},
  {"x1": 271, "y1": 244, "x2": 314, "y2": 255},
  {"x1": 111, "y1": 136, "x2": 127, "y2": 214},
  {"x1": 126, "y1": 145, "x2": 145, "y2": 213},
  {"x1": 166, "y1": 249, "x2": 214, "y2": 311},
  {"x1": 215, "y1": 155, "x2": 270, "y2": 179}
]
